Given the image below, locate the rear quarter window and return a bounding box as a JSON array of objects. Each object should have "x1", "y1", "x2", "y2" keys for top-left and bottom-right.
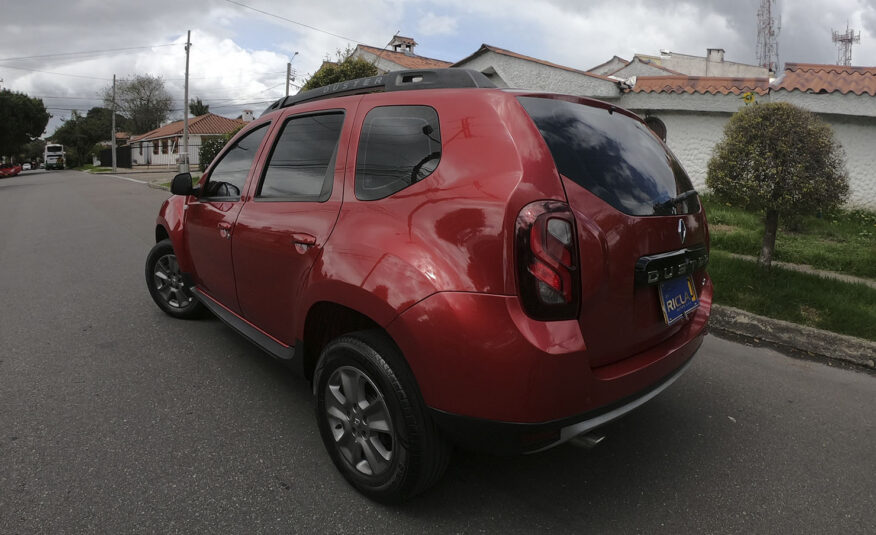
[
  {"x1": 518, "y1": 96, "x2": 698, "y2": 216},
  {"x1": 355, "y1": 106, "x2": 441, "y2": 201}
]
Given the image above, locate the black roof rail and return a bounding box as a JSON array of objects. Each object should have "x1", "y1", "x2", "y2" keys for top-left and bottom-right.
[{"x1": 260, "y1": 68, "x2": 496, "y2": 117}]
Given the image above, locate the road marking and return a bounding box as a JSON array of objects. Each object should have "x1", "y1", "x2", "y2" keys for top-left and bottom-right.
[{"x1": 101, "y1": 174, "x2": 148, "y2": 184}]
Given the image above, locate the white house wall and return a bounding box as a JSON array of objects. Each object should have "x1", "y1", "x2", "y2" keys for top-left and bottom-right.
[
  {"x1": 623, "y1": 91, "x2": 876, "y2": 208},
  {"x1": 648, "y1": 111, "x2": 729, "y2": 191},
  {"x1": 771, "y1": 90, "x2": 876, "y2": 118},
  {"x1": 456, "y1": 51, "x2": 621, "y2": 100},
  {"x1": 825, "y1": 117, "x2": 876, "y2": 207}
]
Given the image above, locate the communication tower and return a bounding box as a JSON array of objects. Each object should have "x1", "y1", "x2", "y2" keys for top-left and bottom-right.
[
  {"x1": 832, "y1": 23, "x2": 861, "y2": 66},
  {"x1": 756, "y1": 0, "x2": 780, "y2": 74}
]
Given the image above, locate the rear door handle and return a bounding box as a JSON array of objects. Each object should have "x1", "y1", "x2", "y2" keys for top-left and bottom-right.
[
  {"x1": 291, "y1": 232, "x2": 317, "y2": 246},
  {"x1": 218, "y1": 222, "x2": 232, "y2": 239}
]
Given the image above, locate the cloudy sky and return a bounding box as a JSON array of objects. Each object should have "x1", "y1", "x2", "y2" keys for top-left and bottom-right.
[{"x1": 2, "y1": 0, "x2": 874, "y2": 136}]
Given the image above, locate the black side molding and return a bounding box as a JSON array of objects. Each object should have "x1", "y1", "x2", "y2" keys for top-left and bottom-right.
[{"x1": 192, "y1": 287, "x2": 296, "y2": 362}]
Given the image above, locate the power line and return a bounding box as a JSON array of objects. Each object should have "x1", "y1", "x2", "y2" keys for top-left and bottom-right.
[
  {"x1": 0, "y1": 44, "x2": 177, "y2": 63},
  {"x1": 221, "y1": 0, "x2": 364, "y2": 44},
  {"x1": 0, "y1": 64, "x2": 111, "y2": 81}
]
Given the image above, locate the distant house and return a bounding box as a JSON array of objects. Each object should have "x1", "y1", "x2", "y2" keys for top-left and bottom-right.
[
  {"x1": 598, "y1": 49, "x2": 770, "y2": 79},
  {"x1": 453, "y1": 43, "x2": 619, "y2": 100},
  {"x1": 128, "y1": 113, "x2": 246, "y2": 167},
  {"x1": 350, "y1": 35, "x2": 452, "y2": 73}
]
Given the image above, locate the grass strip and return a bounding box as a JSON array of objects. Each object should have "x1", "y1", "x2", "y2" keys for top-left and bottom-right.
[
  {"x1": 159, "y1": 174, "x2": 201, "y2": 189},
  {"x1": 708, "y1": 250, "x2": 876, "y2": 341},
  {"x1": 702, "y1": 195, "x2": 876, "y2": 279}
]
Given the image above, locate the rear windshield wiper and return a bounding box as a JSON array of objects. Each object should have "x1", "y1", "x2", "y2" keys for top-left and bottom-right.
[{"x1": 654, "y1": 190, "x2": 698, "y2": 214}]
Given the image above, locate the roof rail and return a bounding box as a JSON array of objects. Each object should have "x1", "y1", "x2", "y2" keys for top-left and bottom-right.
[{"x1": 260, "y1": 68, "x2": 496, "y2": 117}]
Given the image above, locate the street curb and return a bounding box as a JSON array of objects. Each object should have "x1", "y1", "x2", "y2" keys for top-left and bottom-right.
[
  {"x1": 710, "y1": 304, "x2": 876, "y2": 369},
  {"x1": 147, "y1": 182, "x2": 170, "y2": 191}
]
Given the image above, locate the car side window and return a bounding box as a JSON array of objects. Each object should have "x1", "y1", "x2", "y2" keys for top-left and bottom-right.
[
  {"x1": 355, "y1": 106, "x2": 441, "y2": 201},
  {"x1": 257, "y1": 113, "x2": 344, "y2": 201},
  {"x1": 202, "y1": 123, "x2": 269, "y2": 199}
]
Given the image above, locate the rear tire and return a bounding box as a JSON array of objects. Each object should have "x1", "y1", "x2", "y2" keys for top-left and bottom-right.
[
  {"x1": 145, "y1": 239, "x2": 204, "y2": 319},
  {"x1": 314, "y1": 330, "x2": 451, "y2": 503}
]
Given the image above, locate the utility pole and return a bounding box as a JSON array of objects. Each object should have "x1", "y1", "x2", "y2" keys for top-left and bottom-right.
[
  {"x1": 111, "y1": 74, "x2": 117, "y2": 173},
  {"x1": 286, "y1": 51, "x2": 299, "y2": 97},
  {"x1": 181, "y1": 30, "x2": 191, "y2": 173}
]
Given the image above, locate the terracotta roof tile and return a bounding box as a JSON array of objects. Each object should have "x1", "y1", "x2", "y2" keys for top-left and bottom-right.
[
  {"x1": 775, "y1": 63, "x2": 876, "y2": 96},
  {"x1": 631, "y1": 75, "x2": 770, "y2": 95},
  {"x1": 130, "y1": 113, "x2": 246, "y2": 142},
  {"x1": 454, "y1": 44, "x2": 616, "y2": 82},
  {"x1": 357, "y1": 45, "x2": 452, "y2": 70}
]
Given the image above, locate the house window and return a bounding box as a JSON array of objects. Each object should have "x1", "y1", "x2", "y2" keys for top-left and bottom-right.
[
  {"x1": 153, "y1": 141, "x2": 159, "y2": 155},
  {"x1": 162, "y1": 139, "x2": 169, "y2": 154},
  {"x1": 139, "y1": 144, "x2": 142, "y2": 156}
]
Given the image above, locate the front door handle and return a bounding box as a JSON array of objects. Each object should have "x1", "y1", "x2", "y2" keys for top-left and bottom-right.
[
  {"x1": 218, "y1": 222, "x2": 232, "y2": 239},
  {"x1": 291, "y1": 232, "x2": 317, "y2": 246}
]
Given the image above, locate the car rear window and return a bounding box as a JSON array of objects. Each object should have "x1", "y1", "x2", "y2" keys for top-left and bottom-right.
[{"x1": 518, "y1": 96, "x2": 698, "y2": 216}]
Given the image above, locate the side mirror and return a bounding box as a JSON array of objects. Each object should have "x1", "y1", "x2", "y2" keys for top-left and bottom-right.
[{"x1": 170, "y1": 173, "x2": 194, "y2": 196}]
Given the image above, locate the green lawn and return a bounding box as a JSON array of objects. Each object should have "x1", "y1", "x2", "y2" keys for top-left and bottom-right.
[
  {"x1": 708, "y1": 250, "x2": 876, "y2": 341},
  {"x1": 702, "y1": 195, "x2": 876, "y2": 279},
  {"x1": 74, "y1": 164, "x2": 112, "y2": 172}
]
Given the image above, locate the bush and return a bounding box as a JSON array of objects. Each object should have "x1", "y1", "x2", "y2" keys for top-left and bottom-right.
[
  {"x1": 199, "y1": 136, "x2": 227, "y2": 171},
  {"x1": 706, "y1": 102, "x2": 849, "y2": 268}
]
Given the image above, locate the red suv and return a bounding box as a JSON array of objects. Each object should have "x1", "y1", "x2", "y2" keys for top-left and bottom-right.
[{"x1": 146, "y1": 69, "x2": 711, "y2": 502}]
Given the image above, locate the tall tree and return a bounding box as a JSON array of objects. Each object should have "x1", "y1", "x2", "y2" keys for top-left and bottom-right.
[
  {"x1": 301, "y1": 47, "x2": 379, "y2": 91},
  {"x1": 189, "y1": 97, "x2": 209, "y2": 116},
  {"x1": 0, "y1": 89, "x2": 50, "y2": 159},
  {"x1": 707, "y1": 102, "x2": 849, "y2": 268},
  {"x1": 50, "y1": 107, "x2": 128, "y2": 167},
  {"x1": 103, "y1": 74, "x2": 173, "y2": 134}
]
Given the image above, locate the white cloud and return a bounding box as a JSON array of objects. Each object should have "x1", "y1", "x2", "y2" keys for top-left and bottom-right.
[{"x1": 418, "y1": 12, "x2": 459, "y2": 36}]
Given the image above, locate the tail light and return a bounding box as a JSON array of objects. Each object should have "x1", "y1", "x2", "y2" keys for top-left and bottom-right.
[{"x1": 515, "y1": 200, "x2": 580, "y2": 320}]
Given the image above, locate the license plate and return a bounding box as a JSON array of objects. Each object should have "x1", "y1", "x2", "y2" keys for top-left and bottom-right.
[{"x1": 658, "y1": 275, "x2": 699, "y2": 325}]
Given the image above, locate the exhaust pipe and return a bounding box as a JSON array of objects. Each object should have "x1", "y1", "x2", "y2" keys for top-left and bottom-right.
[{"x1": 569, "y1": 431, "x2": 605, "y2": 449}]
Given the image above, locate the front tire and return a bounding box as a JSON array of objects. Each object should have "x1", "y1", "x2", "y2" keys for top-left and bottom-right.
[
  {"x1": 145, "y1": 239, "x2": 204, "y2": 319},
  {"x1": 314, "y1": 330, "x2": 450, "y2": 503}
]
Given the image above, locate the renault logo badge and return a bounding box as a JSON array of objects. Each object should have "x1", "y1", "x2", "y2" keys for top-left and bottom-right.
[{"x1": 678, "y1": 219, "x2": 687, "y2": 245}]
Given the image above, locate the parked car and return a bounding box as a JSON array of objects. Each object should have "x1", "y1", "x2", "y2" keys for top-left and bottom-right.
[
  {"x1": 146, "y1": 69, "x2": 712, "y2": 502},
  {"x1": 0, "y1": 163, "x2": 22, "y2": 178},
  {"x1": 22, "y1": 163, "x2": 31, "y2": 171}
]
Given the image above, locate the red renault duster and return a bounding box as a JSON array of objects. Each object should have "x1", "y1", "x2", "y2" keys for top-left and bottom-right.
[{"x1": 146, "y1": 69, "x2": 711, "y2": 502}]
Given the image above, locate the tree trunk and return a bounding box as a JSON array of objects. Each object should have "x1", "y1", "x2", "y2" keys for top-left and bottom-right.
[{"x1": 758, "y1": 209, "x2": 779, "y2": 269}]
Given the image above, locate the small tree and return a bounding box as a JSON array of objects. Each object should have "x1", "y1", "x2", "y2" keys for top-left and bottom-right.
[
  {"x1": 301, "y1": 47, "x2": 379, "y2": 91},
  {"x1": 706, "y1": 102, "x2": 849, "y2": 268},
  {"x1": 189, "y1": 97, "x2": 209, "y2": 116}
]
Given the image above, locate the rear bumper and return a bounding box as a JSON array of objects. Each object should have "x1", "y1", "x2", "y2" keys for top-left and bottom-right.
[
  {"x1": 385, "y1": 278, "x2": 711, "y2": 451},
  {"x1": 429, "y1": 349, "x2": 697, "y2": 454}
]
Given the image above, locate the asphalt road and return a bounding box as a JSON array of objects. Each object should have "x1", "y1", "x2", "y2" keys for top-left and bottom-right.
[{"x1": 1, "y1": 169, "x2": 874, "y2": 534}]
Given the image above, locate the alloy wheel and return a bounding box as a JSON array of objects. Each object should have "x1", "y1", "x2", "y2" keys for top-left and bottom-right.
[
  {"x1": 324, "y1": 366, "x2": 395, "y2": 476},
  {"x1": 152, "y1": 253, "x2": 194, "y2": 309}
]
